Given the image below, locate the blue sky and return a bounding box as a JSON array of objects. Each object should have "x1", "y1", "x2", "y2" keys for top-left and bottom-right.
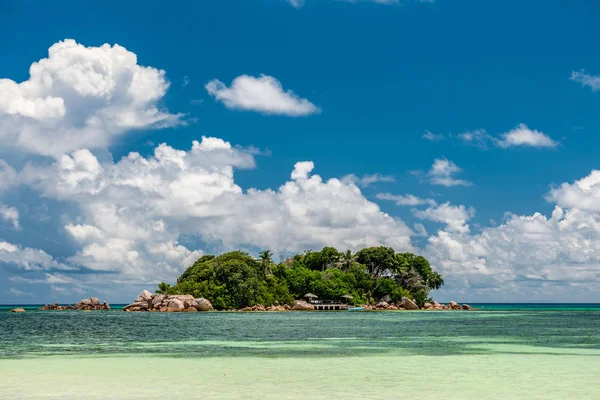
[{"x1": 1, "y1": 0, "x2": 600, "y2": 303}]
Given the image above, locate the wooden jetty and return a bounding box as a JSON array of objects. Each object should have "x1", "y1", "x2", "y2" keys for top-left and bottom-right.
[{"x1": 304, "y1": 293, "x2": 352, "y2": 311}]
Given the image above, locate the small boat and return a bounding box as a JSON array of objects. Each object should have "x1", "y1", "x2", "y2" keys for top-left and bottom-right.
[{"x1": 347, "y1": 307, "x2": 364, "y2": 311}]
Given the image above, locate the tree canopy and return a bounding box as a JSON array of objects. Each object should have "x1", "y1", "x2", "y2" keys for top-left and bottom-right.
[{"x1": 159, "y1": 246, "x2": 444, "y2": 309}]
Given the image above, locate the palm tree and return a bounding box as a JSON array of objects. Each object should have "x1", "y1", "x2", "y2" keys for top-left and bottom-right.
[
  {"x1": 340, "y1": 249, "x2": 355, "y2": 271},
  {"x1": 258, "y1": 250, "x2": 273, "y2": 276}
]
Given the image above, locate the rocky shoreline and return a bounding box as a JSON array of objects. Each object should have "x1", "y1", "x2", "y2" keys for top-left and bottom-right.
[
  {"x1": 366, "y1": 299, "x2": 473, "y2": 311},
  {"x1": 122, "y1": 290, "x2": 213, "y2": 312},
  {"x1": 10, "y1": 293, "x2": 473, "y2": 313},
  {"x1": 39, "y1": 297, "x2": 111, "y2": 311},
  {"x1": 121, "y1": 291, "x2": 474, "y2": 312}
]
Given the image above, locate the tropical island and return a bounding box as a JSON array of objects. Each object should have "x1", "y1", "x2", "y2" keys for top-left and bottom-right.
[{"x1": 123, "y1": 246, "x2": 472, "y2": 312}]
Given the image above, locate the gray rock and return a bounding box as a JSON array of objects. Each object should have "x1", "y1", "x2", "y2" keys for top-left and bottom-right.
[
  {"x1": 167, "y1": 299, "x2": 185, "y2": 312},
  {"x1": 192, "y1": 298, "x2": 212, "y2": 311},
  {"x1": 449, "y1": 301, "x2": 462, "y2": 310},
  {"x1": 138, "y1": 290, "x2": 154, "y2": 302},
  {"x1": 292, "y1": 300, "x2": 314, "y2": 311},
  {"x1": 401, "y1": 297, "x2": 419, "y2": 310},
  {"x1": 152, "y1": 295, "x2": 165, "y2": 308},
  {"x1": 123, "y1": 302, "x2": 144, "y2": 311},
  {"x1": 167, "y1": 295, "x2": 194, "y2": 309},
  {"x1": 90, "y1": 297, "x2": 100, "y2": 305}
]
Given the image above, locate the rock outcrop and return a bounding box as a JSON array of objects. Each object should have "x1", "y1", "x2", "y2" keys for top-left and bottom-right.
[
  {"x1": 40, "y1": 298, "x2": 111, "y2": 311},
  {"x1": 401, "y1": 297, "x2": 419, "y2": 310},
  {"x1": 449, "y1": 301, "x2": 462, "y2": 310},
  {"x1": 123, "y1": 291, "x2": 213, "y2": 312},
  {"x1": 10, "y1": 308, "x2": 26, "y2": 313},
  {"x1": 292, "y1": 300, "x2": 314, "y2": 311},
  {"x1": 167, "y1": 299, "x2": 185, "y2": 312},
  {"x1": 192, "y1": 298, "x2": 212, "y2": 311}
]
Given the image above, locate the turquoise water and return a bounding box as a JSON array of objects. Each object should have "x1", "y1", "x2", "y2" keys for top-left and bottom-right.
[{"x1": 1, "y1": 305, "x2": 599, "y2": 399}]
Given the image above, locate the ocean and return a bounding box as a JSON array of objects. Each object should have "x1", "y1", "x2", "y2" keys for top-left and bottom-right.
[{"x1": 1, "y1": 304, "x2": 599, "y2": 399}]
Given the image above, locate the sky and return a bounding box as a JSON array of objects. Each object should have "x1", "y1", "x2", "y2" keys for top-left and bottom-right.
[{"x1": 1, "y1": 0, "x2": 600, "y2": 303}]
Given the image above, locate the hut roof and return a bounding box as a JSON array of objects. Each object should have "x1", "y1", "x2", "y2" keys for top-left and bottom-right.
[
  {"x1": 304, "y1": 293, "x2": 318, "y2": 298},
  {"x1": 341, "y1": 294, "x2": 354, "y2": 299}
]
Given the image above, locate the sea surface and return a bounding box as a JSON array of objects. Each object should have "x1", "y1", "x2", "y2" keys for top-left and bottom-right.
[{"x1": 1, "y1": 304, "x2": 599, "y2": 399}]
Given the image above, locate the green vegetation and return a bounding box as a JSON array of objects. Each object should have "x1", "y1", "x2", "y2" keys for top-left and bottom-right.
[{"x1": 158, "y1": 246, "x2": 443, "y2": 310}]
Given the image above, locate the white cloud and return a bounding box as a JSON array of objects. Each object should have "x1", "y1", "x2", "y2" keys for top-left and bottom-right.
[
  {"x1": 497, "y1": 123, "x2": 557, "y2": 148},
  {"x1": 0, "y1": 241, "x2": 74, "y2": 271},
  {"x1": 422, "y1": 130, "x2": 445, "y2": 142},
  {"x1": 418, "y1": 170, "x2": 600, "y2": 301},
  {"x1": 376, "y1": 193, "x2": 435, "y2": 206},
  {"x1": 206, "y1": 74, "x2": 320, "y2": 116},
  {"x1": 429, "y1": 126, "x2": 557, "y2": 151},
  {"x1": 571, "y1": 70, "x2": 600, "y2": 92},
  {"x1": 9, "y1": 273, "x2": 73, "y2": 284},
  {"x1": 548, "y1": 170, "x2": 600, "y2": 212},
  {"x1": 0, "y1": 39, "x2": 182, "y2": 156},
  {"x1": 413, "y1": 202, "x2": 475, "y2": 233},
  {"x1": 457, "y1": 129, "x2": 490, "y2": 149},
  {"x1": 0, "y1": 204, "x2": 20, "y2": 230},
  {"x1": 18, "y1": 136, "x2": 414, "y2": 283},
  {"x1": 342, "y1": 173, "x2": 395, "y2": 187},
  {"x1": 426, "y1": 158, "x2": 472, "y2": 187},
  {"x1": 425, "y1": 204, "x2": 600, "y2": 302}
]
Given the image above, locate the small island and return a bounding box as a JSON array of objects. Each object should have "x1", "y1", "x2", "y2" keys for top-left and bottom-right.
[{"x1": 124, "y1": 246, "x2": 473, "y2": 312}]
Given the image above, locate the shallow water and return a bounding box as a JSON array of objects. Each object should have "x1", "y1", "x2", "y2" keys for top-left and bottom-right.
[{"x1": 1, "y1": 307, "x2": 599, "y2": 399}]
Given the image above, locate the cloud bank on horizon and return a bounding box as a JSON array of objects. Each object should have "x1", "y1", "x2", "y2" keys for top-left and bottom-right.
[{"x1": 0, "y1": 31, "x2": 599, "y2": 303}]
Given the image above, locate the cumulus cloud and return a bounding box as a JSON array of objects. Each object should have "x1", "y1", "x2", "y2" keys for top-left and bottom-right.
[
  {"x1": 416, "y1": 170, "x2": 600, "y2": 301},
  {"x1": 376, "y1": 193, "x2": 435, "y2": 206},
  {"x1": 206, "y1": 74, "x2": 320, "y2": 116},
  {"x1": 425, "y1": 204, "x2": 600, "y2": 302},
  {"x1": 548, "y1": 170, "x2": 600, "y2": 212},
  {"x1": 571, "y1": 70, "x2": 600, "y2": 92},
  {"x1": 0, "y1": 241, "x2": 74, "y2": 271},
  {"x1": 424, "y1": 158, "x2": 472, "y2": 187},
  {"x1": 18, "y1": 137, "x2": 414, "y2": 284},
  {"x1": 496, "y1": 123, "x2": 557, "y2": 148},
  {"x1": 0, "y1": 39, "x2": 182, "y2": 156},
  {"x1": 413, "y1": 202, "x2": 475, "y2": 233}
]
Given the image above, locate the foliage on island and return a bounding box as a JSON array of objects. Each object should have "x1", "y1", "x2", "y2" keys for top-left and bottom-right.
[{"x1": 157, "y1": 246, "x2": 444, "y2": 310}]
